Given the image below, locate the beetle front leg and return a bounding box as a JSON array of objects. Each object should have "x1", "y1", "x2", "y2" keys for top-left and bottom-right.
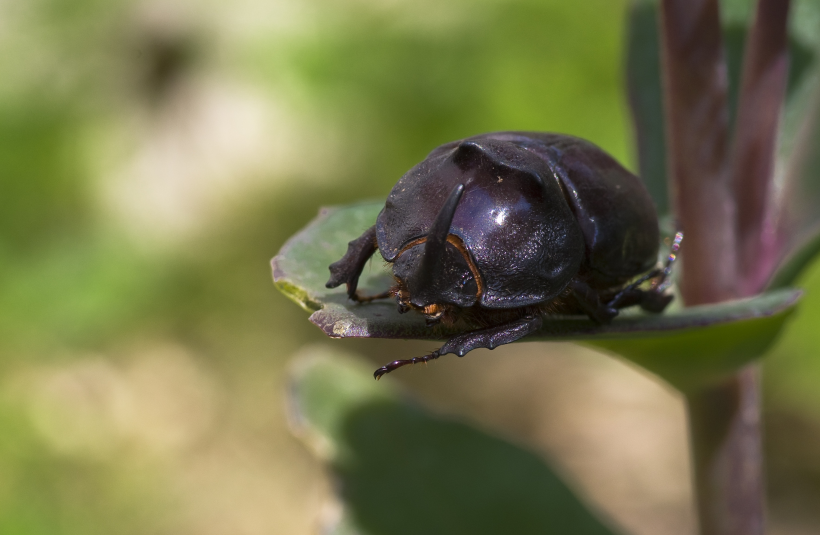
[
  {"x1": 373, "y1": 315, "x2": 543, "y2": 379},
  {"x1": 326, "y1": 225, "x2": 379, "y2": 301}
]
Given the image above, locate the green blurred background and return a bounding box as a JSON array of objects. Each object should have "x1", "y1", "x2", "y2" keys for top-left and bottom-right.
[{"x1": 1, "y1": 0, "x2": 818, "y2": 533}]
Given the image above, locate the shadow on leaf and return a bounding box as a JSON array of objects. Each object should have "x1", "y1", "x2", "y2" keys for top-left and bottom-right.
[{"x1": 289, "y1": 348, "x2": 621, "y2": 535}]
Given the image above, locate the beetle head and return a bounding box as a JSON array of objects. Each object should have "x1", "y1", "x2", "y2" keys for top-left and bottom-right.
[{"x1": 392, "y1": 183, "x2": 479, "y2": 320}]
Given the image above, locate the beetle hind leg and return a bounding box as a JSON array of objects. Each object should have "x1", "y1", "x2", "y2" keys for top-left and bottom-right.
[
  {"x1": 606, "y1": 283, "x2": 674, "y2": 313},
  {"x1": 569, "y1": 279, "x2": 619, "y2": 324},
  {"x1": 373, "y1": 315, "x2": 543, "y2": 379},
  {"x1": 605, "y1": 230, "x2": 683, "y2": 314},
  {"x1": 326, "y1": 225, "x2": 383, "y2": 301}
]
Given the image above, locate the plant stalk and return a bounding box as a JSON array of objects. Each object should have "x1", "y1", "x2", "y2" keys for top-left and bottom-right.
[
  {"x1": 659, "y1": 0, "x2": 737, "y2": 305},
  {"x1": 730, "y1": 0, "x2": 791, "y2": 295},
  {"x1": 686, "y1": 365, "x2": 764, "y2": 535},
  {"x1": 658, "y1": 0, "x2": 791, "y2": 533}
]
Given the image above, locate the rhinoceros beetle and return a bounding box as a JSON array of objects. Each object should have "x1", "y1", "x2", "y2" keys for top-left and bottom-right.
[{"x1": 326, "y1": 132, "x2": 681, "y2": 379}]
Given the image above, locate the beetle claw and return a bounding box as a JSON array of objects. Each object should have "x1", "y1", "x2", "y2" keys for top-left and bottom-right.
[{"x1": 373, "y1": 367, "x2": 389, "y2": 380}]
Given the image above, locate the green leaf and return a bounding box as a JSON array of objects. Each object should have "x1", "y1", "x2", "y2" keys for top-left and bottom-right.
[
  {"x1": 625, "y1": 0, "x2": 668, "y2": 216},
  {"x1": 273, "y1": 202, "x2": 802, "y2": 391},
  {"x1": 288, "y1": 347, "x2": 623, "y2": 535},
  {"x1": 772, "y1": 69, "x2": 820, "y2": 286},
  {"x1": 766, "y1": 228, "x2": 820, "y2": 290},
  {"x1": 585, "y1": 289, "x2": 798, "y2": 391}
]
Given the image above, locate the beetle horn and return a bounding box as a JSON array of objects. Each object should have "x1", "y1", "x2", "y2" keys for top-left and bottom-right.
[{"x1": 418, "y1": 183, "x2": 464, "y2": 284}]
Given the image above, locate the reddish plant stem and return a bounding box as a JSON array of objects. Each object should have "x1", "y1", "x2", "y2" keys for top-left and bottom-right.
[
  {"x1": 658, "y1": 1, "x2": 790, "y2": 534},
  {"x1": 660, "y1": 0, "x2": 737, "y2": 305},
  {"x1": 730, "y1": 0, "x2": 791, "y2": 296},
  {"x1": 686, "y1": 366, "x2": 765, "y2": 535}
]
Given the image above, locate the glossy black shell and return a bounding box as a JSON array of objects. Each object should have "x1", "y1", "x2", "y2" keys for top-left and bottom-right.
[{"x1": 376, "y1": 132, "x2": 660, "y2": 309}]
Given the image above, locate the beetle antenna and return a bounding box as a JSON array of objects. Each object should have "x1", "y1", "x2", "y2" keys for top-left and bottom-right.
[{"x1": 417, "y1": 183, "x2": 465, "y2": 286}]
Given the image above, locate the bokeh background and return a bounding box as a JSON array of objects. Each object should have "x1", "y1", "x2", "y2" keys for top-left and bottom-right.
[{"x1": 1, "y1": 0, "x2": 819, "y2": 533}]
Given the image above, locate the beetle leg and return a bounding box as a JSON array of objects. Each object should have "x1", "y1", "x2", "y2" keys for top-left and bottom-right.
[
  {"x1": 606, "y1": 286, "x2": 674, "y2": 313},
  {"x1": 373, "y1": 350, "x2": 442, "y2": 380},
  {"x1": 373, "y1": 315, "x2": 543, "y2": 379},
  {"x1": 606, "y1": 230, "x2": 683, "y2": 313},
  {"x1": 568, "y1": 279, "x2": 618, "y2": 324},
  {"x1": 597, "y1": 269, "x2": 673, "y2": 314},
  {"x1": 599, "y1": 267, "x2": 673, "y2": 314},
  {"x1": 605, "y1": 268, "x2": 661, "y2": 309},
  {"x1": 326, "y1": 225, "x2": 380, "y2": 301}
]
